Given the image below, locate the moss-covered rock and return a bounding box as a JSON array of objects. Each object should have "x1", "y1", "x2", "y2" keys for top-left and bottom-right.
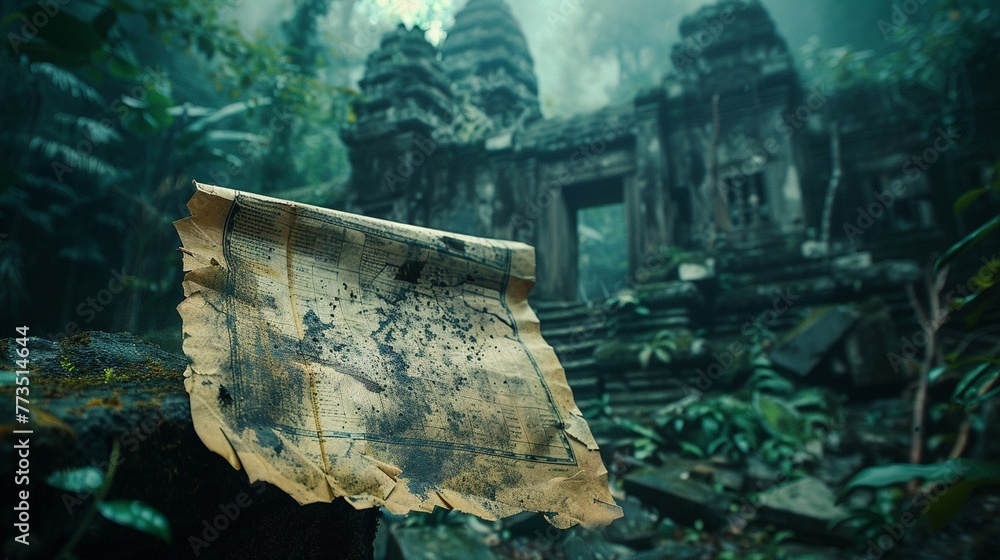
[{"x1": 0, "y1": 331, "x2": 377, "y2": 560}]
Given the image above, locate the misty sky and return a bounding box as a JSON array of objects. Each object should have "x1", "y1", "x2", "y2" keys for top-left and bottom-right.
[
  {"x1": 504, "y1": 0, "x2": 895, "y2": 115},
  {"x1": 233, "y1": 0, "x2": 900, "y2": 117}
]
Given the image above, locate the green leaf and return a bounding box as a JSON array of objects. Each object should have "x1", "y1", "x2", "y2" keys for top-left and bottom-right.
[
  {"x1": 953, "y1": 363, "x2": 996, "y2": 402},
  {"x1": 107, "y1": 49, "x2": 142, "y2": 79},
  {"x1": 922, "y1": 479, "x2": 974, "y2": 531},
  {"x1": 638, "y1": 346, "x2": 653, "y2": 369},
  {"x1": 706, "y1": 436, "x2": 729, "y2": 455},
  {"x1": 751, "y1": 356, "x2": 773, "y2": 368},
  {"x1": 27, "y1": 136, "x2": 121, "y2": 177},
  {"x1": 30, "y1": 62, "x2": 103, "y2": 103},
  {"x1": 633, "y1": 438, "x2": 657, "y2": 460},
  {"x1": 615, "y1": 418, "x2": 665, "y2": 443},
  {"x1": 801, "y1": 411, "x2": 834, "y2": 430},
  {"x1": 679, "y1": 440, "x2": 705, "y2": 458},
  {"x1": 653, "y1": 329, "x2": 675, "y2": 342},
  {"x1": 754, "y1": 393, "x2": 803, "y2": 440},
  {"x1": 751, "y1": 377, "x2": 794, "y2": 394},
  {"x1": 745, "y1": 369, "x2": 794, "y2": 394},
  {"x1": 843, "y1": 464, "x2": 934, "y2": 493},
  {"x1": 202, "y1": 130, "x2": 267, "y2": 144},
  {"x1": 972, "y1": 260, "x2": 1000, "y2": 291},
  {"x1": 144, "y1": 88, "x2": 175, "y2": 117},
  {"x1": 934, "y1": 214, "x2": 1000, "y2": 272},
  {"x1": 52, "y1": 114, "x2": 122, "y2": 144},
  {"x1": 840, "y1": 459, "x2": 1000, "y2": 498},
  {"x1": 185, "y1": 97, "x2": 272, "y2": 134},
  {"x1": 962, "y1": 290, "x2": 999, "y2": 328},
  {"x1": 653, "y1": 347, "x2": 672, "y2": 364},
  {"x1": 788, "y1": 388, "x2": 828, "y2": 409},
  {"x1": 97, "y1": 500, "x2": 171, "y2": 542},
  {"x1": 701, "y1": 416, "x2": 720, "y2": 434},
  {"x1": 2, "y1": 10, "x2": 25, "y2": 25},
  {"x1": 927, "y1": 365, "x2": 948, "y2": 384},
  {"x1": 829, "y1": 507, "x2": 888, "y2": 532},
  {"x1": 46, "y1": 467, "x2": 104, "y2": 493},
  {"x1": 954, "y1": 187, "x2": 988, "y2": 215},
  {"x1": 772, "y1": 530, "x2": 795, "y2": 544},
  {"x1": 732, "y1": 433, "x2": 751, "y2": 454},
  {"x1": 964, "y1": 382, "x2": 1000, "y2": 409}
]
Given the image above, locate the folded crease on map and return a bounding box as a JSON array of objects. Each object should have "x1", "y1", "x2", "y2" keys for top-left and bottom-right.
[{"x1": 174, "y1": 182, "x2": 622, "y2": 528}]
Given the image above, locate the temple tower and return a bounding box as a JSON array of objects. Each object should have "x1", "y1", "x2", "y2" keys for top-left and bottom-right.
[
  {"x1": 667, "y1": 0, "x2": 807, "y2": 249},
  {"x1": 343, "y1": 24, "x2": 453, "y2": 222},
  {"x1": 441, "y1": 0, "x2": 542, "y2": 135}
]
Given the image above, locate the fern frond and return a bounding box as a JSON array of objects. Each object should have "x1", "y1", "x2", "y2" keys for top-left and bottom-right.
[
  {"x1": 27, "y1": 136, "x2": 122, "y2": 178},
  {"x1": 52, "y1": 113, "x2": 123, "y2": 144},
  {"x1": 19, "y1": 172, "x2": 77, "y2": 198},
  {"x1": 30, "y1": 62, "x2": 104, "y2": 104}
]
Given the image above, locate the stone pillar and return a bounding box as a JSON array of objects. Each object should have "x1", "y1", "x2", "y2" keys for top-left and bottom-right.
[
  {"x1": 536, "y1": 186, "x2": 577, "y2": 301},
  {"x1": 631, "y1": 92, "x2": 672, "y2": 275},
  {"x1": 623, "y1": 175, "x2": 643, "y2": 281}
]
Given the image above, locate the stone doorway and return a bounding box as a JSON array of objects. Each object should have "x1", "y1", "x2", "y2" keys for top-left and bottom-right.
[
  {"x1": 578, "y1": 201, "x2": 628, "y2": 301},
  {"x1": 545, "y1": 177, "x2": 628, "y2": 302}
]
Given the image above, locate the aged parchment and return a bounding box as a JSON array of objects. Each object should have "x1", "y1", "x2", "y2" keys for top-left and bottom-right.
[{"x1": 174, "y1": 182, "x2": 621, "y2": 528}]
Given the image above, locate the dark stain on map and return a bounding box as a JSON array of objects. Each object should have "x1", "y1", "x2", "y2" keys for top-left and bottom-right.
[{"x1": 394, "y1": 260, "x2": 425, "y2": 284}]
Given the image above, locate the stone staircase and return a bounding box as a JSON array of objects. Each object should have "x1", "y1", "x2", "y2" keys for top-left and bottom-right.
[{"x1": 535, "y1": 245, "x2": 931, "y2": 415}]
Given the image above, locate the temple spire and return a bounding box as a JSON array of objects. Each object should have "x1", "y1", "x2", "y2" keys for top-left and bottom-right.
[{"x1": 441, "y1": 0, "x2": 541, "y2": 134}]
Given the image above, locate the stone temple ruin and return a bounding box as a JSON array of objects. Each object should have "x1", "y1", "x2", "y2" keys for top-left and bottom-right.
[{"x1": 342, "y1": 0, "x2": 1000, "y2": 407}]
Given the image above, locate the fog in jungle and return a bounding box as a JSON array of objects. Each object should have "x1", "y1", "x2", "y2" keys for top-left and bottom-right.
[
  {"x1": 4, "y1": 0, "x2": 984, "y2": 333},
  {"x1": 232, "y1": 0, "x2": 907, "y2": 116}
]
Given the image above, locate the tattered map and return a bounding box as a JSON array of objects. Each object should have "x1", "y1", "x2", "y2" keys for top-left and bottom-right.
[{"x1": 174, "y1": 182, "x2": 621, "y2": 528}]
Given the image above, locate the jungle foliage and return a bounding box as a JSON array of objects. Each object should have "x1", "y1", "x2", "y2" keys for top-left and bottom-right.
[{"x1": 0, "y1": 0, "x2": 370, "y2": 344}]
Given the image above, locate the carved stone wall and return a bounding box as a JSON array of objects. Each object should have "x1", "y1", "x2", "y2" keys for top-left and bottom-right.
[{"x1": 341, "y1": 0, "x2": 990, "y2": 302}]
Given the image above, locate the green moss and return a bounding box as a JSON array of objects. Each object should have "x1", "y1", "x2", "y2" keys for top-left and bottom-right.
[
  {"x1": 59, "y1": 355, "x2": 76, "y2": 373},
  {"x1": 61, "y1": 332, "x2": 93, "y2": 346},
  {"x1": 115, "y1": 357, "x2": 181, "y2": 383},
  {"x1": 84, "y1": 395, "x2": 123, "y2": 411}
]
